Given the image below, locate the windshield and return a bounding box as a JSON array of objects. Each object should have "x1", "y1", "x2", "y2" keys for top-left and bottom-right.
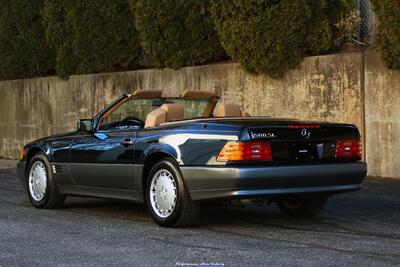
[
  {"x1": 106, "y1": 99, "x2": 154, "y2": 123},
  {"x1": 98, "y1": 97, "x2": 211, "y2": 131},
  {"x1": 98, "y1": 99, "x2": 155, "y2": 130}
]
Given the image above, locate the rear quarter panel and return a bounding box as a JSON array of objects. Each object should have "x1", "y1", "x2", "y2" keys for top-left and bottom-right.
[{"x1": 136, "y1": 123, "x2": 242, "y2": 166}]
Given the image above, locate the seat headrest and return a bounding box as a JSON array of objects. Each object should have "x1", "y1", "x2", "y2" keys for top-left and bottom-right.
[
  {"x1": 161, "y1": 104, "x2": 185, "y2": 121},
  {"x1": 213, "y1": 103, "x2": 242, "y2": 117},
  {"x1": 144, "y1": 103, "x2": 185, "y2": 128},
  {"x1": 144, "y1": 108, "x2": 166, "y2": 128}
]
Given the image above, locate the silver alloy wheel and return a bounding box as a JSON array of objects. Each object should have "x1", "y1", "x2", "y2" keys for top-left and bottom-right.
[
  {"x1": 149, "y1": 169, "x2": 177, "y2": 218},
  {"x1": 28, "y1": 161, "x2": 47, "y2": 201}
]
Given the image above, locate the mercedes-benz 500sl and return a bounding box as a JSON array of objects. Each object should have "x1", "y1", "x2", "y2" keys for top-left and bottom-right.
[{"x1": 17, "y1": 90, "x2": 367, "y2": 227}]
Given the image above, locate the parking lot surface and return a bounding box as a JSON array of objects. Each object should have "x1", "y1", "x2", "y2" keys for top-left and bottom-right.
[{"x1": 0, "y1": 160, "x2": 399, "y2": 266}]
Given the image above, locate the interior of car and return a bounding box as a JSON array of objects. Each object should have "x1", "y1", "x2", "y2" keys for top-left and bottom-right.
[{"x1": 98, "y1": 90, "x2": 250, "y2": 130}]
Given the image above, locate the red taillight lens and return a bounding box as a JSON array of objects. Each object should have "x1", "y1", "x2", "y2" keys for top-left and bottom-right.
[
  {"x1": 335, "y1": 139, "x2": 362, "y2": 159},
  {"x1": 288, "y1": 125, "x2": 320, "y2": 129},
  {"x1": 217, "y1": 141, "x2": 272, "y2": 161}
]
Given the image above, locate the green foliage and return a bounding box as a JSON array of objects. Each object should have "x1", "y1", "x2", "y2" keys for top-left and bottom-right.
[
  {"x1": 305, "y1": 1, "x2": 332, "y2": 55},
  {"x1": 43, "y1": 0, "x2": 142, "y2": 79},
  {"x1": 325, "y1": 0, "x2": 357, "y2": 49},
  {"x1": 212, "y1": 0, "x2": 309, "y2": 78},
  {"x1": 371, "y1": 0, "x2": 400, "y2": 69},
  {"x1": 0, "y1": 0, "x2": 53, "y2": 80},
  {"x1": 132, "y1": 0, "x2": 226, "y2": 69},
  {"x1": 306, "y1": 0, "x2": 356, "y2": 54},
  {"x1": 0, "y1": 0, "x2": 356, "y2": 80},
  {"x1": 212, "y1": 0, "x2": 355, "y2": 78}
]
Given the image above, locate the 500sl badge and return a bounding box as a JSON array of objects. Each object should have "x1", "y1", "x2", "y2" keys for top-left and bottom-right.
[{"x1": 251, "y1": 132, "x2": 276, "y2": 139}]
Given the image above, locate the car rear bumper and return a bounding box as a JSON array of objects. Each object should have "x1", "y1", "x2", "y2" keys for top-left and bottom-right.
[{"x1": 180, "y1": 162, "x2": 367, "y2": 201}]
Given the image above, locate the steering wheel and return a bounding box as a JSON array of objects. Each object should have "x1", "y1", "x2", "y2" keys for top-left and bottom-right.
[{"x1": 117, "y1": 116, "x2": 145, "y2": 128}]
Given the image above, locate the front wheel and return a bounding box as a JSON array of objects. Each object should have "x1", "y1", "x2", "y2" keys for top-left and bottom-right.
[
  {"x1": 277, "y1": 196, "x2": 328, "y2": 218},
  {"x1": 146, "y1": 159, "x2": 200, "y2": 227},
  {"x1": 26, "y1": 153, "x2": 65, "y2": 209}
]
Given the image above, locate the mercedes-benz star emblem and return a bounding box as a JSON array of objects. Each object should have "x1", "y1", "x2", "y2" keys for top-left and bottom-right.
[{"x1": 301, "y1": 128, "x2": 311, "y2": 139}]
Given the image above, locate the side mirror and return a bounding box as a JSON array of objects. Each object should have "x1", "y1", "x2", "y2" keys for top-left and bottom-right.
[{"x1": 77, "y1": 119, "x2": 93, "y2": 132}]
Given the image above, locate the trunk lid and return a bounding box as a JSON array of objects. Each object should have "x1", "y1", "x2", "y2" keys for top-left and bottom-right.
[{"x1": 202, "y1": 117, "x2": 360, "y2": 163}]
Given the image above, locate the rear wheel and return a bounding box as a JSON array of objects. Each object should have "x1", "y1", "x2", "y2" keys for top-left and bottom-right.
[
  {"x1": 277, "y1": 196, "x2": 327, "y2": 218},
  {"x1": 146, "y1": 159, "x2": 200, "y2": 227},
  {"x1": 26, "y1": 153, "x2": 65, "y2": 209}
]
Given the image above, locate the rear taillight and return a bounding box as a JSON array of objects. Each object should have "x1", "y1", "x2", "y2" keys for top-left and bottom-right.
[
  {"x1": 217, "y1": 141, "x2": 272, "y2": 161},
  {"x1": 335, "y1": 139, "x2": 362, "y2": 159}
]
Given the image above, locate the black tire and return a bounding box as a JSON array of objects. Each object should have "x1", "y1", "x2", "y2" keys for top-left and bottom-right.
[
  {"x1": 277, "y1": 196, "x2": 328, "y2": 218},
  {"x1": 145, "y1": 159, "x2": 200, "y2": 227},
  {"x1": 26, "y1": 153, "x2": 65, "y2": 209}
]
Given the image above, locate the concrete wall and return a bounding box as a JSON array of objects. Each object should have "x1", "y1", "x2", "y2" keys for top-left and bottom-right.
[
  {"x1": 365, "y1": 51, "x2": 400, "y2": 178},
  {"x1": 1, "y1": 50, "x2": 397, "y2": 178}
]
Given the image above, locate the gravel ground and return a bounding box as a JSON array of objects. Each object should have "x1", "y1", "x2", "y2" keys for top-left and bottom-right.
[{"x1": 0, "y1": 160, "x2": 399, "y2": 266}]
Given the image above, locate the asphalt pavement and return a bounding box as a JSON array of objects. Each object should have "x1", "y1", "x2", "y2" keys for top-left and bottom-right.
[{"x1": 0, "y1": 160, "x2": 399, "y2": 266}]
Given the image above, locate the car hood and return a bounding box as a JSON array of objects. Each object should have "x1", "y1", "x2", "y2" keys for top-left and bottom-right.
[{"x1": 25, "y1": 131, "x2": 77, "y2": 147}]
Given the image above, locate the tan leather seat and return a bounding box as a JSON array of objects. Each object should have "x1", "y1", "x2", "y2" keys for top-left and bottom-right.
[
  {"x1": 161, "y1": 103, "x2": 184, "y2": 122},
  {"x1": 144, "y1": 108, "x2": 166, "y2": 128},
  {"x1": 214, "y1": 103, "x2": 241, "y2": 117},
  {"x1": 145, "y1": 104, "x2": 185, "y2": 128},
  {"x1": 214, "y1": 103, "x2": 250, "y2": 117}
]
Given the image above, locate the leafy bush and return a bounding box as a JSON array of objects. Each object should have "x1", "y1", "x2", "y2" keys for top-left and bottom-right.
[
  {"x1": 326, "y1": 0, "x2": 357, "y2": 49},
  {"x1": 371, "y1": 0, "x2": 400, "y2": 69},
  {"x1": 0, "y1": 0, "x2": 53, "y2": 80},
  {"x1": 43, "y1": 0, "x2": 142, "y2": 79},
  {"x1": 212, "y1": 0, "x2": 355, "y2": 78},
  {"x1": 0, "y1": 0, "x2": 356, "y2": 80},
  {"x1": 132, "y1": 0, "x2": 226, "y2": 69},
  {"x1": 304, "y1": 1, "x2": 332, "y2": 55},
  {"x1": 306, "y1": 0, "x2": 357, "y2": 54}
]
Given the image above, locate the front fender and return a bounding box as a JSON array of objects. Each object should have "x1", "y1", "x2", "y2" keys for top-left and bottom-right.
[{"x1": 25, "y1": 143, "x2": 52, "y2": 162}]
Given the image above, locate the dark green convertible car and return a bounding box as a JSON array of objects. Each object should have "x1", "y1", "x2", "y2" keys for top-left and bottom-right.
[{"x1": 17, "y1": 90, "x2": 367, "y2": 227}]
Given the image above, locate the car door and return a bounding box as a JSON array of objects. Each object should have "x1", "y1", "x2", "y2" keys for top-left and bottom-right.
[
  {"x1": 68, "y1": 98, "x2": 154, "y2": 190},
  {"x1": 69, "y1": 128, "x2": 137, "y2": 190}
]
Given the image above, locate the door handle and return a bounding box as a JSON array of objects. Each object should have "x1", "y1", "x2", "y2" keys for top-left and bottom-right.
[{"x1": 120, "y1": 139, "x2": 134, "y2": 146}]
